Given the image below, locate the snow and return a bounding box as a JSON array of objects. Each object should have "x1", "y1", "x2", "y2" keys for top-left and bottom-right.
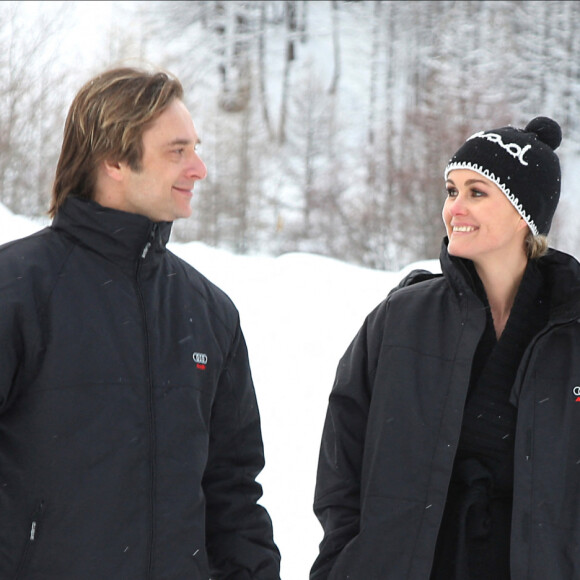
[{"x1": 0, "y1": 203, "x2": 440, "y2": 578}]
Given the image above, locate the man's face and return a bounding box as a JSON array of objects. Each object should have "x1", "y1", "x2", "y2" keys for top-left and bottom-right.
[{"x1": 113, "y1": 98, "x2": 207, "y2": 222}]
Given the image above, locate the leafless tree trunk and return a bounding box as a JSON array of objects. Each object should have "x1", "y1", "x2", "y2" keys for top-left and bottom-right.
[
  {"x1": 278, "y1": 0, "x2": 297, "y2": 144},
  {"x1": 234, "y1": 104, "x2": 252, "y2": 252},
  {"x1": 328, "y1": 0, "x2": 340, "y2": 95},
  {"x1": 257, "y1": 2, "x2": 274, "y2": 140},
  {"x1": 0, "y1": 2, "x2": 70, "y2": 216}
]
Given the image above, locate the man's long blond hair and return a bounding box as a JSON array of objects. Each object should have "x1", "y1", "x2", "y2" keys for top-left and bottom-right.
[{"x1": 49, "y1": 67, "x2": 183, "y2": 218}]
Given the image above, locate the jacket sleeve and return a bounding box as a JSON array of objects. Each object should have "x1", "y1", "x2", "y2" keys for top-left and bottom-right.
[
  {"x1": 203, "y1": 319, "x2": 281, "y2": 579},
  {"x1": 310, "y1": 303, "x2": 384, "y2": 580}
]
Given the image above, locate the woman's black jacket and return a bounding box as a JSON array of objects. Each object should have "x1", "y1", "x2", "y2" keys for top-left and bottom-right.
[
  {"x1": 0, "y1": 198, "x2": 280, "y2": 579},
  {"x1": 311, "y1": 239, "x2": 580, "y2": 579}
]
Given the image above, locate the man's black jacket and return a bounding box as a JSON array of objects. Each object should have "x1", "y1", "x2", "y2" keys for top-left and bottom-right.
[{"x1": 0, "y1": 198, "x2": 280, "y2": 579}]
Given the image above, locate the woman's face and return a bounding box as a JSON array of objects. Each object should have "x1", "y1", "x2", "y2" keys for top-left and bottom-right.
[{"x1": 442, "y1": 169, "x2": 529, "y2": 265}]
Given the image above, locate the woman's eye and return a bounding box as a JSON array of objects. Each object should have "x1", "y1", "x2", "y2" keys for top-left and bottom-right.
[{"x1": 446, "y1": 188, "x2": 457, "y2": 197}]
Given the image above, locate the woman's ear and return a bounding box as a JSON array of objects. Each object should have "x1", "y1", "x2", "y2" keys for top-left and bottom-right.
[{"x1": 518, "y1": 217, "x2": 529, "y2": 232}]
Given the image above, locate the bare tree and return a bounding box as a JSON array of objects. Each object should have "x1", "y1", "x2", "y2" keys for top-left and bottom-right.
[
  {"x1": 0, "y1": 2, "x2": 72, "y2": 216},
  {"x1": 132, "y1": 0, "x2": 580, "y2": 266},
  {"x1": 278, "y1": 0, "x2": 298, "y2": 144},
  {"x1": 328, "y1": 0, "x2": 341, "y2": 96},
  {"x1": 257, "y1": 2, "x2": 274, "y2": 139}
]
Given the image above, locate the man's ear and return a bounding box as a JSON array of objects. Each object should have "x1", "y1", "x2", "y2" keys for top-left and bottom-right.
[{"x1": 101, "y1": 158, "x2": 124, "y2": 181}]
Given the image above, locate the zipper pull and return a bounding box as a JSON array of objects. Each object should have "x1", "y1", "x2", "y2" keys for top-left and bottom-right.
[
  {"x1": 141, "y1": 242, "x2": 151, "y2": 259},
  {"x1": 29, "y1": 501, "x2": 44, "y2": 541},
  {"x1": 141, "y1": 225, "x2": 158, "y2": 259}
]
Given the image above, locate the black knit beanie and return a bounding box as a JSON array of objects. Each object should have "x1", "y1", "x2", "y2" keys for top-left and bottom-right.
[{"x1": 444, "y1": 117, "x2": 562, "y2": 235}]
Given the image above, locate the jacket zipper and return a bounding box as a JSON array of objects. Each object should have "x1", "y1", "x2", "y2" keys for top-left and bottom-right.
[
  {"x1": 141, "y1": 232, "x2": 153, "y2": 259},
  {"x1": 137, "y1": 224, "x2": 158, "y2": 579}
]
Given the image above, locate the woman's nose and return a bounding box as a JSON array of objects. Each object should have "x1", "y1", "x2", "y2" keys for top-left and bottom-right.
[{"x1": 449, "y1": 195, "x2": 467, "y2": 215}]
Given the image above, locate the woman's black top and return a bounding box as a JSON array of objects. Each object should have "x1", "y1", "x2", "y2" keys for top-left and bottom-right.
[{"x1": 430, "y1": 259, "x2": 550, "y2": 580}]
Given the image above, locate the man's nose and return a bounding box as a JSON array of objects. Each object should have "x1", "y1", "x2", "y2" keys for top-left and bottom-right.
[{"x1": 187, "y1": 152, "x2": 207, "y2": 181}]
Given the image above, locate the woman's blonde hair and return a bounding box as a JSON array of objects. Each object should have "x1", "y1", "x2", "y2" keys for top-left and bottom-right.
[{"x1": 525, "y1": 231, "x2": 549, "y2": 259}]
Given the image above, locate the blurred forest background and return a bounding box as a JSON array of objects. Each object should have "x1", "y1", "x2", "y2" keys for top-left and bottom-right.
[{"x1": 2, "y1": 0, "x2": 580, "y2": 270}]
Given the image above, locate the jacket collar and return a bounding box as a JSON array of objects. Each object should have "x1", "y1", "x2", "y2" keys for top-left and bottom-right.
[
  {"x1": 439, "y1": 236, "x2": 580, "y2": 323},
  {"x1": 439, "y1": 237, "x2": 477, "y2": 298},
  {"x1": 537, "y1": 248, "x2": 580, "y2": 321},
  {"x1": 51, "y1": 197, "x2": 173, "y2": 273}
]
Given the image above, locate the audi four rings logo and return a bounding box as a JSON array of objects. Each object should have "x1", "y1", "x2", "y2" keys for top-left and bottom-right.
[{"x1": 193, "y1": 352, "x2": 208, "y2": 364}]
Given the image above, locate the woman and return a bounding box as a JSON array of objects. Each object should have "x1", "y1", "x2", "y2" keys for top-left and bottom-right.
[{"x1": 310, "y1": 117, "x2": 580, "y2": 579}]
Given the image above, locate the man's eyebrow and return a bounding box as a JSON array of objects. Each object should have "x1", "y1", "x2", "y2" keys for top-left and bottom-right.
[{"x1": 167, "y1": 138, "x2": 201, "y2": 146}]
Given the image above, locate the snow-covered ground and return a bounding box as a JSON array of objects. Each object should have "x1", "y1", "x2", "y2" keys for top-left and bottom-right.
[{"x1": 0, "y1": 204, "x2": 440, "y2": 578}]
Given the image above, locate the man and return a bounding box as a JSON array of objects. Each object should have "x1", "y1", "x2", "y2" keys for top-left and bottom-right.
[{"x1": 0, "y1": 67, "x2": 280, "y2": 579}]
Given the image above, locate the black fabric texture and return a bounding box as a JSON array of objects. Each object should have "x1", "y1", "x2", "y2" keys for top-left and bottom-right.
[
  {"x1": 431, "y1": 259, "x2": 549, "y2": 579},
  {"x1": 0, "y1": 198, "x2": 280, "y2": 579}
]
